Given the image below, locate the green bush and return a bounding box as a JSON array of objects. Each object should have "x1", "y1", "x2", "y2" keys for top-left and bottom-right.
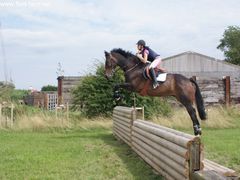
[
  {"x1": 72, "y1": 65, "x2": 122, "y2": 117},
  {"x1": 0, "y1": 83, "x2": 28, "y2": 102},
  {"x1": 0, "y1": 84, "x2": 14, "y2": 102},
  {"x1": 72, "y1": 63, "x2": 172, "y2": 118},
  {"x1": 10, "y1": 89, "x2": 28, "y2": 102}
]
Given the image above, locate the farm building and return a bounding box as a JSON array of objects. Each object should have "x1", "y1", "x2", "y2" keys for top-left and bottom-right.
[
  {"x1": 162, "y1": 51, "x2": 240, "y2": 104},
  {"x1": 162, "y1": 51, "x2": 240, "y2": 78},
  {"x1": 57, "y1": 76, "x2": 83, "y2": 106},
  {"x1": 24, "y1": 91, "x2": 58, "y2": 110}
]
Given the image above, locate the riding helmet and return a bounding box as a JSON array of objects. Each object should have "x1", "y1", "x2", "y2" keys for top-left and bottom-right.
[{"x1": 136, "y1": 39, "x2": 146, "y2": 46}]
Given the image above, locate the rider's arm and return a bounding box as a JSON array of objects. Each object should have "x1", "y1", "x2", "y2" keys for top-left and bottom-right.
[
  {"x1": 142, "y1": 52, "x2": 148, "y2": 63},
  {"x1": 137, "y1": 51, "x2": 148, "y2": 63}
]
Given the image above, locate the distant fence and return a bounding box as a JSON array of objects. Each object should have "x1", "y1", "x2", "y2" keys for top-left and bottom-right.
[
  {"x1": 0, "y1": 102, "x2": 70, "y2": 129},
  {"x1": 0, "y1": 103, "x2": 14, "y2": 128},
  {"x1": 113, "y1": 106, "x2": 238, "y2": 180},
  {"x1": 193, "y1": 76, "x2": 240, "y2": 106}
]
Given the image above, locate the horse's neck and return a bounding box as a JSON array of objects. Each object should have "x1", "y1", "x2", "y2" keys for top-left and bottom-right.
[{"x1": 115, "y1": 55, "x2": 133, "y2": 71}]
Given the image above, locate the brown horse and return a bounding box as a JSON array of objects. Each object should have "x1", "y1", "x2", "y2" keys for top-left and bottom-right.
[{"x1": 104, "y1": 48, "x2": 207, "y2": 135}]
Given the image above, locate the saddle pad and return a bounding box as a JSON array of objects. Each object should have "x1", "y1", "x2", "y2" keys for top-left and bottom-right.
[{"x1": 156, "y1": 73, "x2": 167, "y2": 82}]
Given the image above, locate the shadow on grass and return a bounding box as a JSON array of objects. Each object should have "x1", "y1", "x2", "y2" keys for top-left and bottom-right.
[
  {"x1": 101, "y1": 133, "x2": 163, "y2": 180},
  {"x1": 93, "y1": 131, "x2": 163, "y2": 180},
  {"x1": 54, "y1": 128, "x2": 163, "y2": 179}
]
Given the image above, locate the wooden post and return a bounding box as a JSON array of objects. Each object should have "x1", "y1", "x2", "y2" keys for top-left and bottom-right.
[
  {"x1": 10, "y1": 104, "x2": 14, "y2": 128},
  {"x1": 0, "y1": 104, "x2": 3, "y2": 126},
  {"x1": 135, "y1": 107, "x2": 144, "y2": 120},
  {"x1": 6, "y1": 117, "x2": 8, "y2": 127},
  {"x1": 66, "y1": 102, "x2": 69, "y2": 120},
  {"x1": 133, "y1": 93, "x2": 136, "y2": 108},
  {"x1": 192, "y1": 75, "x2": 197, "y2": 81},
  {"x1": 224, "y1": 76, "x2": 231, "y2": 106},
  {"x1": 55, "y1": 106, "x2": 58, "y2": 119},
  {"x1": 0, "y1": 104, "x2": 2, "y2": 126},
  {"x1": 189, "y1": 140, "x2": 201, "y2": 179},
  {"x1": 57, "y1": 76, "x2": 64, "y2": 105}
]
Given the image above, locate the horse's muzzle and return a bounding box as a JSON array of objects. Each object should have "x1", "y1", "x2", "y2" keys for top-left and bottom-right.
[{"x1": 104, "y1": 70, "x2": 113, "y2": 80}]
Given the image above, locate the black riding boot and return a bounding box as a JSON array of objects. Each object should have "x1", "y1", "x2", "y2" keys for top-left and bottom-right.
[{"x1": 149, "y1": 68, "x2": 159, "y2": 89}]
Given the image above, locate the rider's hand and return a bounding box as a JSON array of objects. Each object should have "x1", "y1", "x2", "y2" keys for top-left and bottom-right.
[{"x1": 136, "y1": 54, "x2": 142, "y2": 59}]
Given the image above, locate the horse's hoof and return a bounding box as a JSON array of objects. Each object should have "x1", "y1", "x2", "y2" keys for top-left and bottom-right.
[
  {"x1": 197, "y1": 129, "x2": 202, "y2": 136},
  {"x1": 193, "y1": 126, "x2": 202, "y2": 136},
  {"x1": 113, "y1": 91, "x2": 121, "y2": 99}
]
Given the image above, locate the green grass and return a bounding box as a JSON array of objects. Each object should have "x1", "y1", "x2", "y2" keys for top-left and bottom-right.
[
  {"x1": 0, "y1": 128, "x2": 162, "y2": 180},
  {"x1": 179, "y1": 127, "x2": 240, "y2": 174},
  {"x1": 202, "y1": 128, "x2": 240, "y2": 173},
  {"x1": 0, "y1": 105, "x2": 239, "y2": 179},
  {"x1": 0, "y1": 126, "x2": 239, "y2": 179}
]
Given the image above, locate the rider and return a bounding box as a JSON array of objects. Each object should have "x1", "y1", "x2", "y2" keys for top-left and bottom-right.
[{"x1": 136, "y1": 39, "x2": 165, "y2": 89}]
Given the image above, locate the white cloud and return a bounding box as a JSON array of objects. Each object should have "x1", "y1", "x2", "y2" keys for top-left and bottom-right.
[{"x1": 0, "y1": 0, "x2": 240, "y2": 89}]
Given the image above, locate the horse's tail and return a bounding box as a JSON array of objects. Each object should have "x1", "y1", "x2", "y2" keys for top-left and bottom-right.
[{"x1": 190, "y1": 78, "x2": 207, "y2": 120}]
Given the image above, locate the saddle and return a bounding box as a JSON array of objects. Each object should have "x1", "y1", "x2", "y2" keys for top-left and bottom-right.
[{"x1": 143, "y1": 65, "x2": 167, "y2": 82}]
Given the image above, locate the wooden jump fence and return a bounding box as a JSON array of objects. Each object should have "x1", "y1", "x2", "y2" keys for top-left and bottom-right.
[{"x1": 113, "y1": 106, "x2": 238, "y2": 180}]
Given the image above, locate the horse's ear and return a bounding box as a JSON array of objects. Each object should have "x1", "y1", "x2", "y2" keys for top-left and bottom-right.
[{"x1": 104, "y1": 51, "x2": 110, "y2": 57}]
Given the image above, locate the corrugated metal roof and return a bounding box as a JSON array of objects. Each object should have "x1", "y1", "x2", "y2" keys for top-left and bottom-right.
[{"x1": 162, "y1": 51, "x2": 240, "y2": 70}]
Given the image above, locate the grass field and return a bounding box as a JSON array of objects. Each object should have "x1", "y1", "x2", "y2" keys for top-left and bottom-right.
[
  {"x1": 0, "y1": 105, "x2": 239, "y2": 179},
  {"x1": 0, "y1": 128, "x2": 162, "y2": 180},
  {"x1": 0, "y1": 127, "x2": 239, "y2": 179},
  {"x1": 201, "y1": 128, "x2": 240, "y2": 172}
]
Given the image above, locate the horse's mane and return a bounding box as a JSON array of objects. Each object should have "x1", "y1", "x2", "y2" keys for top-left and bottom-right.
[
  {"x1": 111, "y1": 48, "x2": 146, "y2": 68},
  {"x1": 111, "y1": 48, "x2": 136, "y2": 59}
]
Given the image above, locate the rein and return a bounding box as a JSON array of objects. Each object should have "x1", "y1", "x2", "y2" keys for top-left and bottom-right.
[
  {"x1": 110, "y1": 52, "x2": 140, "y2": 74},
  {"x1": 124, "y1": 62, "x2": 140, "y2": 74}
]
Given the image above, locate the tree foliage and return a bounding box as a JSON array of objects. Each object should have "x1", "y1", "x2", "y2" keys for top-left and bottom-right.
[
  {"x1": 0, "y1": 82, "x2": 14, "y2": 101},
  {"x1": 10, "y1": 89, "x2": 28, "y2": 102},
  {"x1": 41, "y1": 85, "x2": 57, "y2": 92},
  {"x1": 217, "y1": 26, "x2": 240, "y2": 65},
  {"x1": 72, "y1": 63, "x2": 172, "y2": 118}
]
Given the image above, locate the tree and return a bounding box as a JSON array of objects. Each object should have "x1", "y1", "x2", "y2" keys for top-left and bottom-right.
[
  {"x1": 217, "y1": 26, "x2": 240, "y2": 65},
  {"x1": 72, "y1": 64, "x2": 125, "y2": 117},
  {"x1": 71, "y1": 63, "x2": 172, "y2": 118},
  {"x1": 0, "y1": 82, "x2": 15, "y2": 101},
  {"x1": 41, "y1": 85, "x2": 57, "y2": 92}
]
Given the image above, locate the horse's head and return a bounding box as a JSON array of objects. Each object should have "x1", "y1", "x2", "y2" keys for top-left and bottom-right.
[
  {"x1": 104, "y1": 51, "x2": 118, "y2": 79},
  {"x1": 104, "y1": 48, "x2": 140, "y2": 79}
]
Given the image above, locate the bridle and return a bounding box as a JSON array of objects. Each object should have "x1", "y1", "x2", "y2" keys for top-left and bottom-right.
[{"x1": 108, "y1": 53, "x2": 140, "y2": 74}]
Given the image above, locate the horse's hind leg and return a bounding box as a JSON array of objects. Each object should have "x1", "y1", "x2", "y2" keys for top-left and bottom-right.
[
  {"x1": 179, "y1": 96, "x2": 202, "y2": 135},
  {"x1": 185, "y1": 104, "x2": 202, "y2": 135}
]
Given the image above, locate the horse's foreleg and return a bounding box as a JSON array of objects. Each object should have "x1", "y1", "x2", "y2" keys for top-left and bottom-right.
[{"x1": 113, "y1": 83, "x2": 133, "y2": 101}]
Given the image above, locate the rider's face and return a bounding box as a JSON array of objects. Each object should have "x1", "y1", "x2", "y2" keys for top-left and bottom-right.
[{"x1": 137, "y1": 45, "x2": 143, "y2": 51}]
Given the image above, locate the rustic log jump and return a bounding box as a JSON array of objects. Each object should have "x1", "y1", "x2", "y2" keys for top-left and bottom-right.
[{"x1": 112, "y1": 106, "x2": 238, "y2": 180}]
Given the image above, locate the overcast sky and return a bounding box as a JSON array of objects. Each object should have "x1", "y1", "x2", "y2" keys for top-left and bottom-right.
[{"x1": 0, "y1": 0, "x2": 240, "y2": 89}]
